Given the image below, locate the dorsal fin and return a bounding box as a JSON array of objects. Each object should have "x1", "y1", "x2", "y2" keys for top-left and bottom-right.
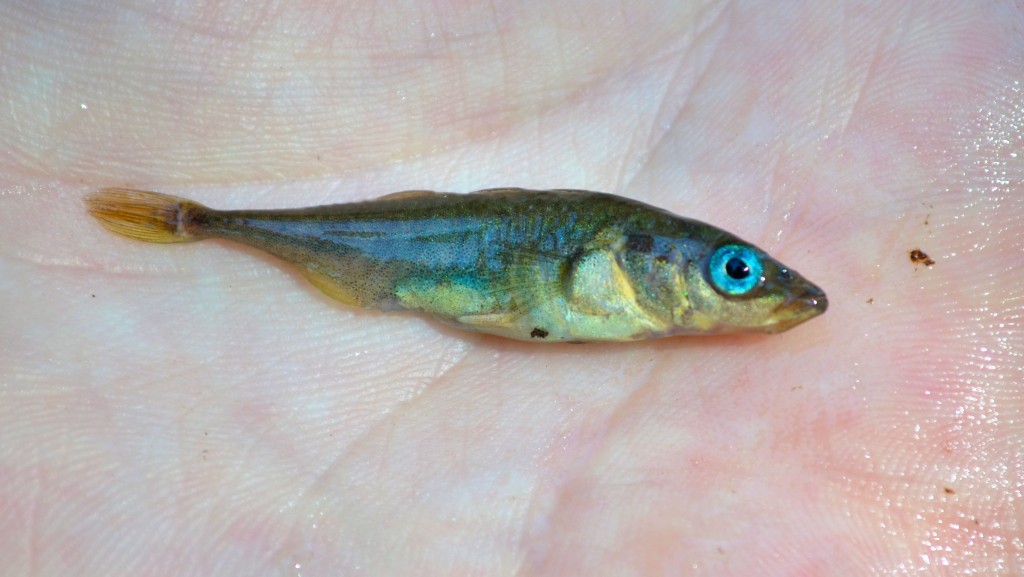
[{"x1": 377, "y1": 190, "x2": 440, "y2": 201}]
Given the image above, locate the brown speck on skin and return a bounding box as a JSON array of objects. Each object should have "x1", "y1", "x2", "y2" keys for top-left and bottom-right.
[
  {"x1": 909, "y1": 248, "x2": 936, "y2": 266},
  {"x1": 924, "y1": 214, "x2": 930, "y2": 226},
  {"x1": 944, "y1": 487, "x2": 956, "y2": 495},
  {"x1": 530, "y1": 327, "x2": 549, "y2": 339},
  {"x1": 866, "y1": 298, "x2": 874, "y2": 304}
]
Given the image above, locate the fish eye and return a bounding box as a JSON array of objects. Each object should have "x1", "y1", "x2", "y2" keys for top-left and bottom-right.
[{"x1": 709, "y1": 244, "x2": 763, "y2": 295}]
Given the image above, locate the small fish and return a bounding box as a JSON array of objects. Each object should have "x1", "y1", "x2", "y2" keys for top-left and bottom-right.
[{"x1": 85, "y1": 188, "x2": 827, "y2": 342}]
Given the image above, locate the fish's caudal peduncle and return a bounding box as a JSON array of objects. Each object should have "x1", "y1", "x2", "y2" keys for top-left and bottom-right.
[{"x1": 85, "y1": 187, "x2": 827, "y2": 342}]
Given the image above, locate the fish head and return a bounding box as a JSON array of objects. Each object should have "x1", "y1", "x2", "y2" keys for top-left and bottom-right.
[{"x1": 674, "y1": 240, "x2": 828, "y2": 335}]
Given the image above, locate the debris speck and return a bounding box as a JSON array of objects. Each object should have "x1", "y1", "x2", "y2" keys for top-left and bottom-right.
[{"x1": 909, "y1": 249, "x2": 935, "y2": 267}]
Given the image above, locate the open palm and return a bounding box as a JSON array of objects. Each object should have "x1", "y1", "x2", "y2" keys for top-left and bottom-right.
[{"x1": 2, "y1": 1, "x2": 1021, "y2": 576}]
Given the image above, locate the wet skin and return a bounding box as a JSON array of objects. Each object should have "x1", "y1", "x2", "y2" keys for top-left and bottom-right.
[{"x1": 1, "y1": 1, "x2": 1022, "y2": 576}]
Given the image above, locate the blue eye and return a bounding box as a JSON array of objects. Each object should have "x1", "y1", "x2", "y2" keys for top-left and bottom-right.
[{"x1": 709, "y1": 244, "x2": 763, "y2": 295}]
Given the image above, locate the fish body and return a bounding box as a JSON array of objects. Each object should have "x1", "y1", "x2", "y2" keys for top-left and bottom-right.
[{"x1": 86, "y1": 188, "x2": 827, "y2": 342}]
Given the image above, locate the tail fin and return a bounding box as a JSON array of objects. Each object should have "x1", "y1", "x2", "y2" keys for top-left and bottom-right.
[{"x1": 85, "y1": 188, "x2": 211, "y2": 243}]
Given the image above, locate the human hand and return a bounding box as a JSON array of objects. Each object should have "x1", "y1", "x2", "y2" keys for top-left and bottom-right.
[{"x1": 2, "y1": 1, "x2": 1020, "y2": 575}]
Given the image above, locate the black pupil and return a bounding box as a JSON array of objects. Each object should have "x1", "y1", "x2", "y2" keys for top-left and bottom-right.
[{"x1": 725, "y1": 257, "x2": 750, "y2": 279}]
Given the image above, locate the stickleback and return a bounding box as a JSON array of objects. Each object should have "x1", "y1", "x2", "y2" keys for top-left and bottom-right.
[{"x1": 85, "y1": 188, "x2": 827, "y2": 342}]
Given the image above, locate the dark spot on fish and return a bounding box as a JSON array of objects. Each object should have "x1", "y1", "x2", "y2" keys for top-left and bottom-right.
[
  {"x1": 924, "y1": 214, "x2": 930, "y2": 226},
  {"x1": 909, "y1": 249, "x2": 935, "y2": 266},
  {"x1": 944, "y1": 487, "x2": 956, "y2": 495},
  {"x1": 530, "y1": 327, "x2": 549, "y2": 339},
  {"x1": 91, "y1": 294, "x2": 96, "y2": 298},
  {"x1": 866, "y1": 298, "x2": 874, "y2": 304},
  {"x1": 626, "y1": 234, "x2": 654, "y2": 253}
]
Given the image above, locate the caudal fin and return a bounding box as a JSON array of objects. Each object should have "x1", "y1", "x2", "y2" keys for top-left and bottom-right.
[{"x1": 85, "y1": 188, "x2": 210, "y2": 243}]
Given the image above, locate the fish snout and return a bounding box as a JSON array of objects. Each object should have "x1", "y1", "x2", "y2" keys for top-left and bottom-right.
[
  {"x1": 796, "y1": 282, "x2": 828, "y2": 315},
  {"x1": 770, "y1": 267, "x2": 828, "y2": 323}
]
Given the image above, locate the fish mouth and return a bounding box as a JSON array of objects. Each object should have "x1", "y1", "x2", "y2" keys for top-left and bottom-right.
[
  {"x1": 797, "y1": 284, "x2": 828, "y2": 315},
  {"x1": 770, "y1": 283, "x2": 828, "y2": 330}
]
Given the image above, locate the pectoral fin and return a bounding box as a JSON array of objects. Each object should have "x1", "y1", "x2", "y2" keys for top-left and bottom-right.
[
  {"x1": 564, "y1": 228, "x2": 639, "y2": 315},
  {"x1": 566, "y1": 248, "x2": 641, "y2": 315}
]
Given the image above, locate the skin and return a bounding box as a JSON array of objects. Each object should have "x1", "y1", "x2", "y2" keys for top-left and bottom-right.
[{"x1": 0, "y1": 1, "x2": 1021, "y2": 576}]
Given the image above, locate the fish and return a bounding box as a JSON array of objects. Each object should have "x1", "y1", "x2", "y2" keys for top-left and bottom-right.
[{"x1": 85, "y1": 187, "x2": 827, "y2": 342}]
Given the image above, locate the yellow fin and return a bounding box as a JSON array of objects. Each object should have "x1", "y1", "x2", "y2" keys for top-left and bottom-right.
[
  {"x1": 455, "y1": 311, "x2": 547, "y2": 341},
  {"x1": 565, "y1": 227, "x2": 634, "y2": 315},
  {"x1": 302, "y1": 268, "x2": 369, "y2": 307},
  {"x1": 567, "y1": 248, "x2": 640, "y2": 315},
  {"x1": 86, "y1": 188, "x2": 208, "y2": 243},
  {"x1": 563, "y1": 233, "x2": 671, "y2": 338},
  {"x1": 456, "y1": 312, "x2": 518, "y2": 330}
]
